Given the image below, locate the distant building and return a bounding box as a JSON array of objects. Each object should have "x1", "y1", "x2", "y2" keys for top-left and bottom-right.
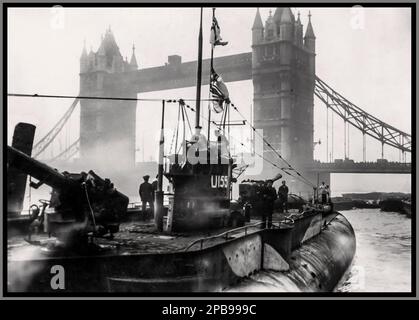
[
  {"x1": 252, "y1": 8, "x2": 315, "y2": 165},
  {"x1": 251, "y1": 8, "x2": 318, "y2": 193},
  {"x1": 79, "y1": 27, "x2": 138, "y2": 170}
]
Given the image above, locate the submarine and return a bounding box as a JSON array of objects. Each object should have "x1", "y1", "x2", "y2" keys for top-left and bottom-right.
[
  {"x1": 6, "y1": 8, "x2": 356, "y2": 294},
  {"x1": 7, "y1": 137, "x2": 356, "y2": 293}
]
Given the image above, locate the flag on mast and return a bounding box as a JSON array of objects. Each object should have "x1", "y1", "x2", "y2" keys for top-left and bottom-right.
[
  {"x1": 210, "y1": 16, "x2": 228, "y2": 46},
  {"x1": 210, "y1": 68, "x2": 230, "y2": 113}
]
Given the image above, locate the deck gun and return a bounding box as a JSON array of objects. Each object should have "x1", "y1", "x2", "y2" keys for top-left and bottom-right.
[
  {"x1": 239, "y1": 173, "x2": 283, "y2": 202},
  {"x1": 7, "y1": 141, "x2": 128, "y2": 245},
  {"x1": 238, "y1": 173, "x2": 286, "y2": 219}
]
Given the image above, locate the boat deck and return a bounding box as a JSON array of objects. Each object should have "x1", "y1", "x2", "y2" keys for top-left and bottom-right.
[
  {"x1": 8, "y1": 214, "x2": 294, "y2": 261},
  {"x1": 96, "y1": 219, "x2": 265, "y2": 254}
]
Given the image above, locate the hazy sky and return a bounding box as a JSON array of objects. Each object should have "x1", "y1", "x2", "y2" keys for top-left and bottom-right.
[{"x1": 7, "y1": 7, "x2": 412, "y2": 194}]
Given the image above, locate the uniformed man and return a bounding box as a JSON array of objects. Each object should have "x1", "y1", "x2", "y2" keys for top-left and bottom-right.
[
  {"x1": 278, "y1": 180, "x2": 289, "y2": 213},
  {"x1": 261, "y1": 179, "x2": 277, "y2": 229},
  {"x1": 325, "y1": 184, "x2": 331, "y2": 203},
  {"x1": 139, "y1": 175, "x2": 154, "y2": 214},
  {"x1": 319, "y1": 181, "x2": 327, "y2": 204}
]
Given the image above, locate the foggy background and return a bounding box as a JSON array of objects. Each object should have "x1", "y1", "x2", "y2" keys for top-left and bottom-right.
[{"x1": 7, "y1": 7, "x2": 411, "y2": 196}]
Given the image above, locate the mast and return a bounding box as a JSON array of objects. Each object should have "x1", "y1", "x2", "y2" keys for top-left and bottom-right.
[
  {"x1": 207, "y1": 8, "x2": 215, "y2": 143},
  {"x1": 155, "y1": 100, "x2": 165, "y2": 232},
  {"x1": 195, "y1": 7, "x2": 203, "y2": 128}
]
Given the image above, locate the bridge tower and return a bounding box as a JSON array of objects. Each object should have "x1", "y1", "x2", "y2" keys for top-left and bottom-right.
[
  {"x1": 79, "y1": 27, "x2": 138, "y2": 172},
  {"x1": 252, "y1": 8, "x2": 324, "y2": 195}
]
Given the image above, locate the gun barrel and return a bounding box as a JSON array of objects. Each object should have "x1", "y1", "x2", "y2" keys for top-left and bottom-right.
[
  {"x1": 7, "y1": 145, "x2": 75, "y2": 190},
  {"x1": 7, "y1": 123, "x2": 36, "y2": 215},
  {"x1": 272, "y1": 173, "x2": 283, "y2": 183}
]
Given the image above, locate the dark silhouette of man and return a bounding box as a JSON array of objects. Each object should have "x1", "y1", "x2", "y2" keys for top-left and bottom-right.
[
  {"x1": 319, "y1": 181, "x2": 327, "y2": 204},
  {"x1": 261, "y1": 179, "x2": 277, "y2": 229},
  {"x1": 139, "y1": 175, "x2": 153, "y2": 214},
  {"x1": 278, "y1": 180, "x2": 289, "y2": 213}
]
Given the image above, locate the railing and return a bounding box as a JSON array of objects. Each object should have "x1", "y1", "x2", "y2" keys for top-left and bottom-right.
[
  {"x1": 184, "y1": 222, "x2": 265, "y2": 251},
  {"x1": 184, "y1": 218, "x2": 295, "y2": 252},
  {"x1": 127, "y1": 202, "x2": 142, "y2": 210},
  {"x1": 127, "y1": 196, "x2": 172, "y2": 210},
  {"x1": 309, "y1": 160, "x2": 411, "y2": 173}
]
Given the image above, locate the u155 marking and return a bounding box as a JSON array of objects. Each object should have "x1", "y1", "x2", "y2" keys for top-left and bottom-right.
[{"x1": 211, "y1": 175, "x2": 228, "y2": 188}]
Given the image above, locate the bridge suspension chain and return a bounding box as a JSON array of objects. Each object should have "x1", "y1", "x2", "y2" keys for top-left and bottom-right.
[
  {"x1": 32, "y1": 98, "x2": 79, "y2": 158},
  {"x1": 330, "y1": 112, "x2": 335, "y2": 162},
  {"x1": 326, "y1": 106, "x2": 328, "y2": 162},
  {"x1": 314, "y1": 76, "x2": 411, "y2": 154},
  {"x1": 46, "y1": 138, "x2": 80, "y2": 163},
  {"x1": 343, "y1": 118, "x2": 347, "y2": 159},
  {"x1": 347, "y1": 121, "x2": 350, "y2": 159}
]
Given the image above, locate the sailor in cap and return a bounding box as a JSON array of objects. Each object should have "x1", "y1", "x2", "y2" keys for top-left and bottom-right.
[
  {"x1": 139, "y1": 174, "x2": 154, "y2": 214},
  {"x1": 261, "y1": 179, "x2": 277, "y2": 229}
]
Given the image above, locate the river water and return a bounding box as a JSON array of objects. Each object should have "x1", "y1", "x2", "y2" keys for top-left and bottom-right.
[
  {"x1": 227, "y1": 208, "x2": 412, "y2": 293},
  {"x1": 335, "y1": 208, "x2": 411, "y2": 292}
]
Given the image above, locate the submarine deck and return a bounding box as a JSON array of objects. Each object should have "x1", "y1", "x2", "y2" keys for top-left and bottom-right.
[{"x1": 8, "y1": 212, "x2": 301, "y2": 261}]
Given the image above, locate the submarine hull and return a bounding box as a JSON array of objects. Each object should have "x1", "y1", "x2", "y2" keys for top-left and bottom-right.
[
  {"x1": 228, "y1": 213, "x2": 356, "y2": 292},
  {"x1": 8, "y1": 211, "x2": 355, "y2": 293}
]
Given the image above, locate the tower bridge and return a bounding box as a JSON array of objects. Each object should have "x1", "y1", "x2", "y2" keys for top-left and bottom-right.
[{"x1": 35, "y1": 8, "x2": 411, "y2": 196}]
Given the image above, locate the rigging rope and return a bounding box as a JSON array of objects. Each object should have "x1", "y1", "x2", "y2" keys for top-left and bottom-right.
[
  {"x1": 12, "y1": 90, "x2": 316, "y2": 188},
  {"x1": 229, "y1": 103, "x2": 316, "y2": 188},
  {"x1": 208, "y1": 117, "x2": 314, "y2": 188},
  {"x1": 83, "y1": 183, "x2": 97, "y2": 229},
  {"x1": 8, "y1": 93, "x2": 217, "y2": 102},
  {"x1": 169, "y1": 104, "x2": 181, "y2": 155},
  {"x1": 168, "y1": 99, "x2": 316, "y2": 188}
]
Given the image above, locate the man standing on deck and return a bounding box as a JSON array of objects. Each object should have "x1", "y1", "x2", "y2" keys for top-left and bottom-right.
[
  {"x1": 261, "y1": 179, "x2": 277, "y2": 229},
  {"x1": 319, "y1": 181, "x2": 327, "y2": 204},
  {"x1": 278, "y1": 180, "x2": 289, "y2": 213},
  {"x1": 325, "y1": 184, "x2": 331, "y2": 203},
  {"x1": 139, "y1": 175, "x2": 154, "y2": 214}
]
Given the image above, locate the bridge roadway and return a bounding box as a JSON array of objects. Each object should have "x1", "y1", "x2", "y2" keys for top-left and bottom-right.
[
  {"x1": 46, "y1": 158, "x2": 411, "y2": 175},
  {"x1": 308, "y1": 160, "x2": 411, "y2": 174},
  {"x1": 114, "y1": 52, "x2": 253, "y2": 93}
]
